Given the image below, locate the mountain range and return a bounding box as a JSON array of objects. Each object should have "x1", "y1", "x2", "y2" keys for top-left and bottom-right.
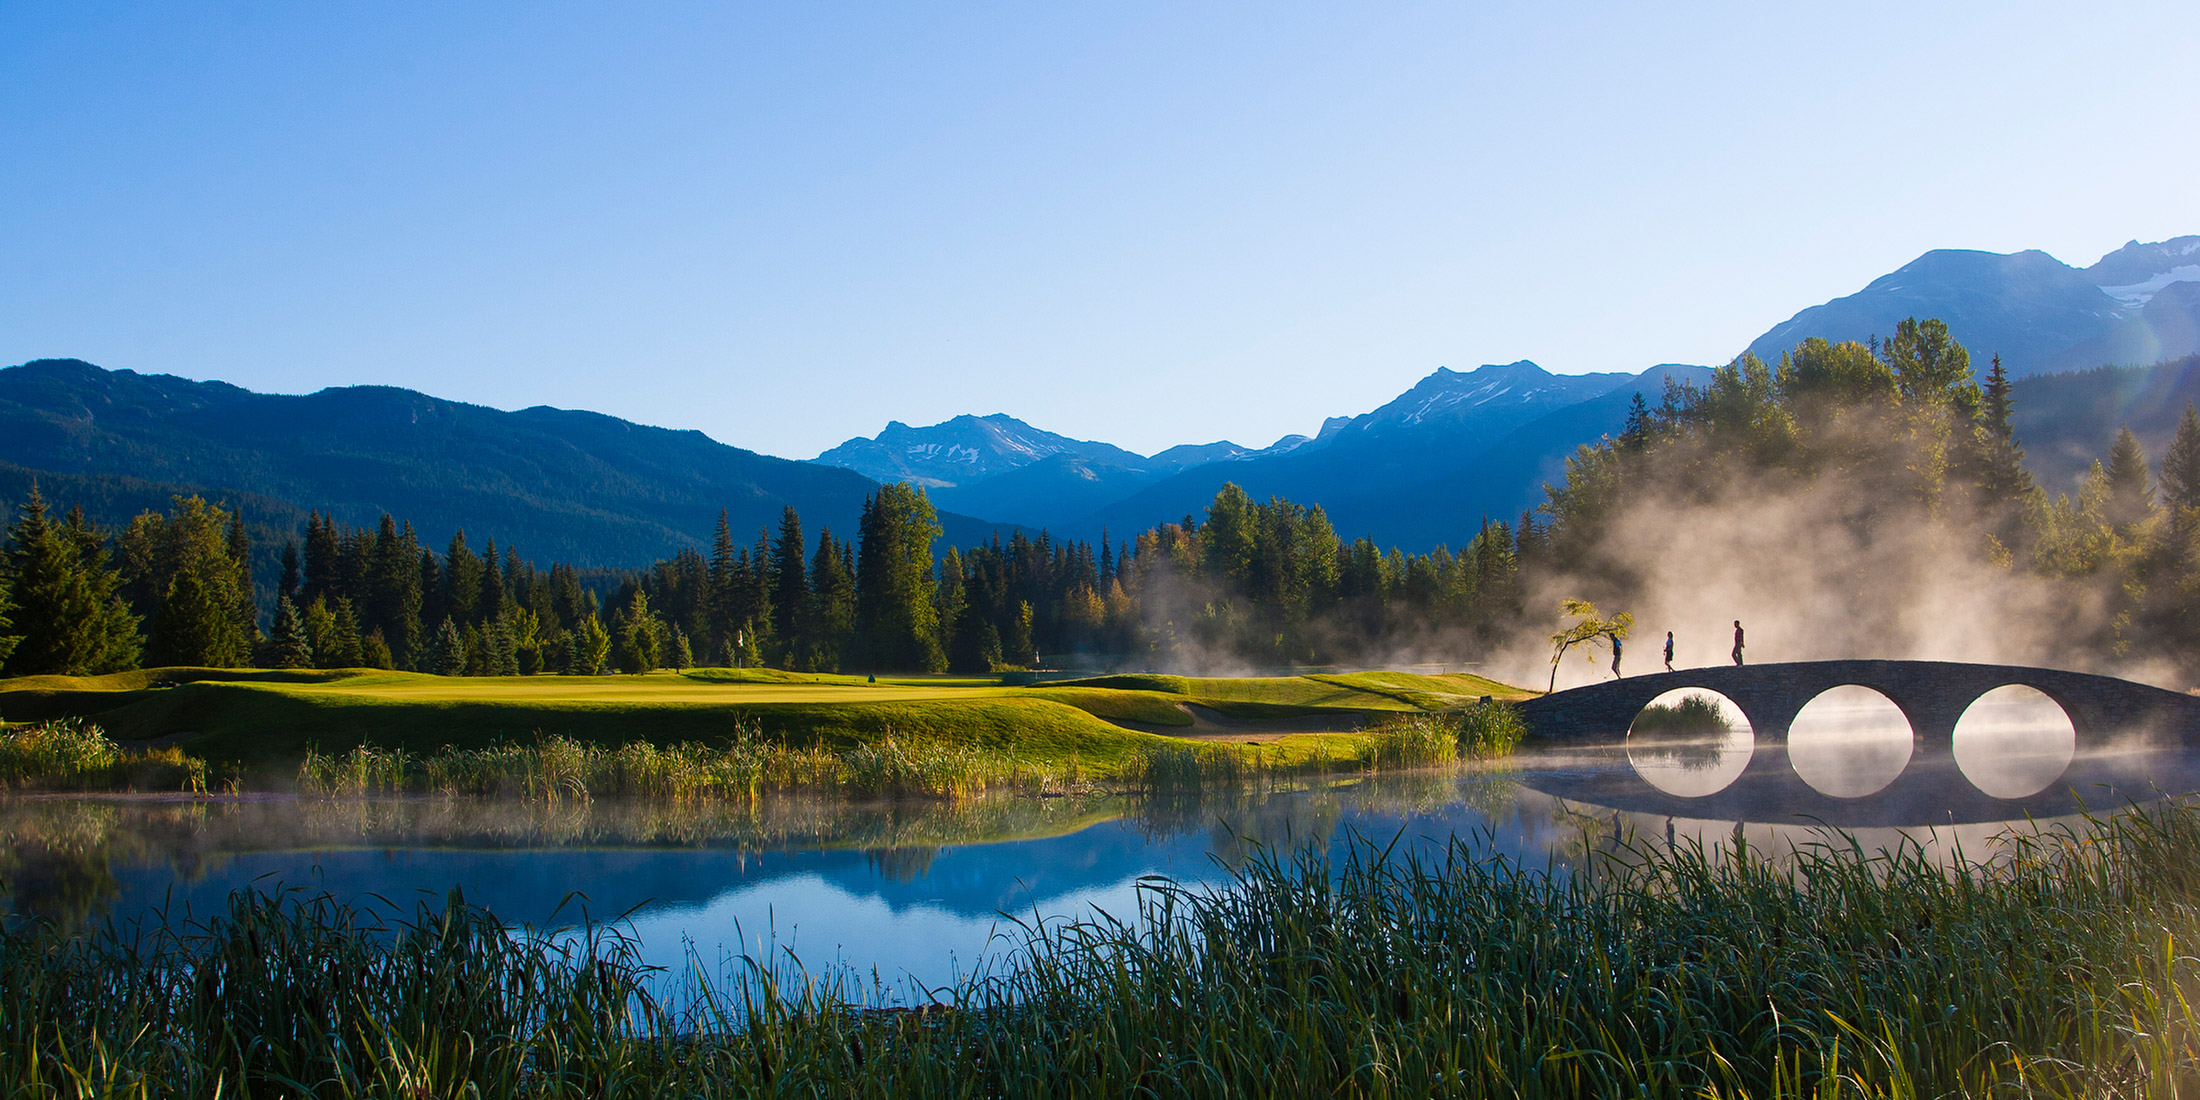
[
  {"x1": 1746, "y1": 236, "x2": 2200, "y2": 376},
  {"x1": 5, "y1": 234, "x2": 2198, "y2": 568},
  {"x1": 817, "y1": 235, "x2": 2200, "y2": 544},
  {"x1": 0, "y1": 358, "x2": 1012, "y2": 569}
]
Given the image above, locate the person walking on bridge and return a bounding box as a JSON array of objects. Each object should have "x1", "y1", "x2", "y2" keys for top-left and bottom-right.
[
  {"x1": 1609, "y1": 632, "x2": 1623, "y2": 679},
  {"x1": 1731, "y1": 620, "x2": 1745, "y2": 666},
  {"x1": 1663, "y1": 631, "x2": 1674, "y2": 671}
]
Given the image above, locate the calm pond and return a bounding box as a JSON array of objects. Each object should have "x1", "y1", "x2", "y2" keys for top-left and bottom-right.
[{"x1": 5, "y1": 718, "x2": 2196, "y2": 999}]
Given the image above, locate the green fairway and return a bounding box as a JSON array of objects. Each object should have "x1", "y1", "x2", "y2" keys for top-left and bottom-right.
[{"x1": 0, "y1": 666, "x2": 1525, "y2": 777}]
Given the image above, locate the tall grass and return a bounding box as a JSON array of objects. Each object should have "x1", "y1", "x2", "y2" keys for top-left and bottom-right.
[
  {"x1": 298, "y1": 731, "x2": 1049, "y2": 802},
  {"x1": 0, "y1": 718, "x2": 206, "y2": 792},
  {"x1": 1631, "y1": 693, "x2": 1732, "y2": 735},
  {"x1": 12, "y1": 802, "x2": 2200, "y2": 1095},
  {"x1": 1363, "y1": 698, "x2": 1526, "y2": 770},
  {"x1": 1365, "y1": 713, "x2": 1457, "y2": 770}
]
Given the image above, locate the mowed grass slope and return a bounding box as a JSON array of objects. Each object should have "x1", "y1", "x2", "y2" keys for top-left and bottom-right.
[
  {"x1": 1053, "y1": 670, "x2": 1532, "y2": 717},
  {"x1": 0, "y1": 667, "x2": 1496, "y2": 772}
]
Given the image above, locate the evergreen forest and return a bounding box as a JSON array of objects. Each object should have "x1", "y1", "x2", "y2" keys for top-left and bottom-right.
[{"x1": 5, "y1": 319, "x2": 2199, "y2": 685}]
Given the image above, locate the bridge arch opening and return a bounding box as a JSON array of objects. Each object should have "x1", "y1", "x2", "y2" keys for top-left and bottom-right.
[
  {"x1": 1952, "y1": 684, "x2": 2077, "y2": 798},
  {"x1": 1788, "y1": 684, "x2": 1914, "y2": 798},
  {"x1": 1628, "y1": 688, "x2": 1754, "y2": 797}
]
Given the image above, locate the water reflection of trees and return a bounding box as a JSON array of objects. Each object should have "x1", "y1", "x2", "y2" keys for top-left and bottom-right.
[{"x1": 3, "y1": 766, "x2": 1553, "y2": 928}]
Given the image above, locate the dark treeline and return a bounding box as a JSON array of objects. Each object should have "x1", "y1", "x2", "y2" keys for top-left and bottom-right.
[
  {"x1": 8, "y1": 316, "x2": 2197, "y2": 679},
  {"x1": 0, "y1": 474, "x2": 1539, "y2": 677}
]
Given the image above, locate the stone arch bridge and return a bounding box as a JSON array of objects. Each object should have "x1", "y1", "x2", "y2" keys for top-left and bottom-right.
[{"x1": 1513, "y1": 660, "x2": 2200, "y2": 826}]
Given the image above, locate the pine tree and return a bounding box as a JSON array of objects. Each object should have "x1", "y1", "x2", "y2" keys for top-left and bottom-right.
[
  {"x1": 706, "y1": 509, "x2": 739, "y2": 657},
  {"x1": 328, "y1": 597, "x2": 366, "y2": 668},
  {"x1": 1982, "y1": 354, "x2": 2014, "y2": 442},
  {"x1": 1618, "y1": 392, "x2": 1653, "y2": 451},
  {"x1": 366, "y1": 516, "x2": 423, "y2": 668},
  {"x1": 852, "y1": 485, "x2": 945, "y2": 671},
  {"x1": 670, "y1": 626, "x2": 693, "y2": 671},
  {"x1": 804, "y1": 529, "x2": 857, "y2": 672},
  {"x1": 933, "y1": 547, "x2": 965, "y2": 658},
  {"x1": 769, "y1": 506, "x2": 805, "y2": 666},
  {"x1": 2106, "y1": 426, "x2": 2155, "y2": 532},
  {"x1": 2162, "y1": 403, "x2": 2200, "y2": 514},
  {"x1": 1006, "y1": 600, "x2": 1036, "y2": 668},
  {"x1": 0, "y1": 572, "x2": 16, "y2": 670},
  {"x1": 571, "y1": 616, "x2": 611, "y2": 675},
  {"x1": 484, "y1": 614, "x2": 520, "y2": 676},
  {"x1": 612, "y1": 587, "x2": 662, "y2": 674},
  {"x1": 479, "y1": 538, "x2": 507, "y2": 623},
  {"x1": 150, "y1": 568, "x2": 246, "y2": 669},
  {"x1": 0, "y1": 486, "x2": 126, "y2": 675},
  {"x1": 362, "y1": 628, "x2": 394, "y2": 670},
  {"x1": 301, "y1": 512, "x2": 340, "y2": 606},
  {"x1": 443, "y1": 531, "x2": 482, "y2": 627},
  {"x1": 114, "y1": 497, "x2": 252, "y2": 669},
  {"x1": 225, "y1": 514, "x2": 258, "y2": 659},
  {"x1": 270, "y1": 594, "x2": 314, "y2": 669},
  {"x1": 279, "y1": 541, "x2": 301, "y2": 601},
  {"x1": 430, "y1": 617, "x2": 468, "y2": 676}
]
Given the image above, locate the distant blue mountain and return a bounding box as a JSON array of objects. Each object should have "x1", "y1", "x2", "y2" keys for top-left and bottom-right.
[
  {"x1": 1746, "y1": 236, "x2": 2200, "y2": 377},
  {"x1": 1074, "y1": 360, "x2": 1638, "y2": 545},
  {"x1": 0, "y1": 358, "x2": 1014, "y2": 567}
]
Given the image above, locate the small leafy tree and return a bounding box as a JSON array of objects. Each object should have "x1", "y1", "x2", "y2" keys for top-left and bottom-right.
[{"x1": 1547, "y1": 598, "x2": 1632, "y2": 693}]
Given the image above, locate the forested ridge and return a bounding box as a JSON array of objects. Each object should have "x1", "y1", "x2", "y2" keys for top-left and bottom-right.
[{"x1": 4, "y1": 320, "x2": 2198, "y2": 684}]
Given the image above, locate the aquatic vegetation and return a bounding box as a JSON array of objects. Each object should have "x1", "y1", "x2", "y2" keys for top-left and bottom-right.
[
  {"x1": 10, "y1": 801, "x2": 2200, "y2": 1095},
  {"x1": 1365, "y1": 714, "x2": 1457, "y2": 770},
  {"x1": 1630, "y1": 693, "x2": 1733, "y2": 735},
  {"x1": 298, "y1": 731, "x2": 1059, "y2": 802},
  {"x1": 0, "y1": 718, "x2": 205, "y2": 792},
  {"x1": 1366, "y1": 699, "x2": 1526, "y2": 767},
  {"x1": 1123, "y1": 742, "x2": 1265, "y2": 795}
]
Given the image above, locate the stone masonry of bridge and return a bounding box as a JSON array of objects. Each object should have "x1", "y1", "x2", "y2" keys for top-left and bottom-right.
[{"x1": 1515, "y1": 659, "x2": 2200, "y2": 749}]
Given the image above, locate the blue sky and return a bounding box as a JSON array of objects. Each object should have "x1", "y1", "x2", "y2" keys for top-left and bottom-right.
[{"x1": 5, "y1": 2, "x2": 2195, "y2": 459}]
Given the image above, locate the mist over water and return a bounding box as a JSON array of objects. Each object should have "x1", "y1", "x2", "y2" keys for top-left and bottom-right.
[
  {"x1": 1786, "y1": 685, "x2": 1915, "y2": 798},
  {"x1": 1626, "y1": 688, "x2": 1753, "y2": 797},
  {"x1": 1953, "y1": 684, "x2": 2080, "y2": 798}
]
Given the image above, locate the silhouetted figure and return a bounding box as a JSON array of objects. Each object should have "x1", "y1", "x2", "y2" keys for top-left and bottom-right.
[
  {"x1": 1663, "y1": 631, "x2": 1675, "y2": 671},
  {"x1": 1731, "y1": 620, "x2": 1745, "y2": 666},
  {"x1": 1609, "y1": 632, "x2": 1623, "y2": 678}
]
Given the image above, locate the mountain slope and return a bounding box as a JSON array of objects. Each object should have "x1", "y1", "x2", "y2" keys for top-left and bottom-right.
[
  {"x1": 930, "y1": 454, "x2": 1166, "y2": 530},
  {"x1": 1076, "y1": 361, "x2": 1634, "y2": 541},
  {"x1": 1746, "y1": 236, "x2": 2200, "y2": 377},
  {"x1": 812, "y1": 413, "x2": 1149, "y2": 488},
  {"x1": 0, "y1": 359, "x2": 1010, "y2": 566},
  {"x1": 2009, "y1": 355, "x2": 2200, "y2": 494}
]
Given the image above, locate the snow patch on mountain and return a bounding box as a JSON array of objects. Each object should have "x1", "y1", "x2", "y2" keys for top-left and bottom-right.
[{"x1": 2100, "y1": 265, "x2": 2200, "y2": 306}]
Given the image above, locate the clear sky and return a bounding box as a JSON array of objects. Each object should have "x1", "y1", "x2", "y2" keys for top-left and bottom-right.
[{"x1": 5, "y1": 2, "x2": 2195, "y2": 460}]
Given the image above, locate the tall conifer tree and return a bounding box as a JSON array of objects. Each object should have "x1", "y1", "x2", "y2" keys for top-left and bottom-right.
[
  {"x1": 4, "y1": 487, "x2": 141, "y2": 675},
  {"x1": 769, "y1": 506, "x2": 805, "y2": 666},
  {"x1": 853, "y1": 484, "x2": 945, "y2": 671},
  {"x1": 2162, "y1": 403, "x2": 2200, "y2": 514}
]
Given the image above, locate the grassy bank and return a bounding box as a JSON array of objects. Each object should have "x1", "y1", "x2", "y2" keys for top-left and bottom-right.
[
  {"x1": 0, "y1": 666, "x2": 1524, "y2": 788},
  {"x1": 8, "y1": 800, "x2": 2200, "y2": 1096},
  {"x1": 0, "y1": 702, "x2": 1522, "y2": 799}
]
